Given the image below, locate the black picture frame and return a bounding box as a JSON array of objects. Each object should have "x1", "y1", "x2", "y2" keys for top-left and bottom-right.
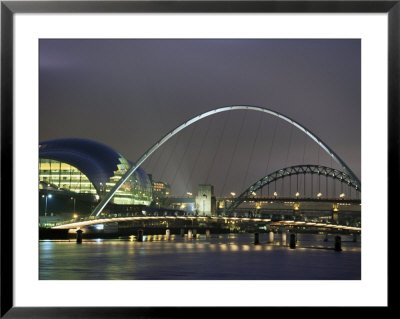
[{"x1": 1, "y1": 0, "x2": 396, "y2": 317}]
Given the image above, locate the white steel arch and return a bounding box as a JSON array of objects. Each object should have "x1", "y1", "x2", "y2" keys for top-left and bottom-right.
[{"x1": 91, "y1": 105, "x2": 360, "y2": 217}]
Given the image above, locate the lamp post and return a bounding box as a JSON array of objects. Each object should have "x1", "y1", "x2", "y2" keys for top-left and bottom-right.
[
  {"x1": 71, "y1": 197, "x2": 76, "y2": 216},
  {"x1": 43, "y1": 194, "x2": 52, "y2": 216}
]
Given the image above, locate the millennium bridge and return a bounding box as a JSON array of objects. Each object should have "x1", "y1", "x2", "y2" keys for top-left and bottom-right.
[{"x1": 48, "y1": 105, "x2": 361, "y2": 235}]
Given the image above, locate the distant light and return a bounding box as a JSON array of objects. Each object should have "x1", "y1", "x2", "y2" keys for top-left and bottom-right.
[
  {"x1": 73, "y1": 214, "x2": 78, "y2": 219},
  {"x1": 47, "y1": 194, "x2": 52, "y2": 198},
  {"x1": 295, "y1": 192, "x2": 300, "y2": 197},
  {"x1": 340, "y1": 193, "x2": 345, "y2": 198},
  {"x1": 317, "y1": 192, "x2": 322, "y2": 197},
  {"x1": 95, "y1": 224, "x2": 104, "y2": 230},
  {"x1": 186, "y1": 192, "x2": 192, "y2": 196},
  {"x1": 273, "y1": 192, "x2": 278, "y2": 196},
  {"x1": 230, "y1": 192, "x2": 236, "y2": 196},
  {"x1": 251, "y1": 192, "x2": 256, "y2": 196},
  {"x1": 95, "y1": 194, "x2": 100, "y2": 200}
]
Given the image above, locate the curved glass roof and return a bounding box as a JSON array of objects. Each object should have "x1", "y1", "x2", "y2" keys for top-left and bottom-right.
[{"x1": 39, "y1": 138, "x2": 149, "y2": 191}]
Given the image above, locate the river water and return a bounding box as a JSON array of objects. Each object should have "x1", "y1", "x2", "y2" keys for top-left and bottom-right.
[{"x1": 39, "y1": 233, "x2": 361, "y2": 280}]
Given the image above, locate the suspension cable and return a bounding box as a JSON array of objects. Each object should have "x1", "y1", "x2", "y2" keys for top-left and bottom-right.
[
  {"x1": 170, "y1": 125, "x2": 197, "y2": 190},
  {"x1": 241, "y1": 115, "x2": 262, "y2": 191},
  {"x1": 302, "y1": 132, "x2": 308, "y2": 165},
  {"x1": 184, "y1": 116, "x2": 214, "y2": 193},
  {"x1": 159, "y1": 131, "x2": 182, "y2": 183},
  {"x1": 149, "y1": 140, "x2": 168, "y2": 180},
  {"x1": 221, "y1": 112, "x2": 247, "y2": 196},
  {"x1": 284, "y1": 124, "x2": 294, "y2": 169},
  {"x1": 206, "y1": 112, "x2": 230, "y2": 184},
  {"x1": 264, "y1": 118, "x2": 278, "y2": 177}
]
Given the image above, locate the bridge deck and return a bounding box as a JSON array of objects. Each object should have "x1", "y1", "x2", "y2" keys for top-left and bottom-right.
[{"x1": 51, "y1": 216, "x2": 361, "y2": 232}]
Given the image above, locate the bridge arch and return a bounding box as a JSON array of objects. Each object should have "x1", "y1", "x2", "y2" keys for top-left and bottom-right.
[
  {"x1": 224, "y1": 164, "x2": 361, "y2": 214},
  {"x1": 91, "y1": 105, "x2": 360, "y2": 217}
]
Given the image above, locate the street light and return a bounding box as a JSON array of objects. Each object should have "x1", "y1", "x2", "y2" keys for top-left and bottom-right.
[
  {"x1": 43, "y1": 194, "x2": 52, "y2": 216},
  {"x1": 340, "y1": 193, "x2": 345, "y2": 199},
  {"x1": 70, "y1": 197, "x2": 76, "y2": 216},
  {"x1": 230, "y1": 192, "x2": 236, "y2": 197},
  {"x1": 295, "y1": 192, "x2": 300, "y2": 197},
  {"x1": 317, "y1": 192, "x2": 322, "y2": 198},
  {"x1": 273, "y1": 191, "x2": 278, "y2": 198}
]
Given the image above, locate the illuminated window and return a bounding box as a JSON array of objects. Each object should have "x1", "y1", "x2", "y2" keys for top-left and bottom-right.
[
  {"x1": 104, "y1": 158, "x2": 153, "y2": 206},
  {"x1": 39, "y1": 158, "x2": 97, "y2": 194}
]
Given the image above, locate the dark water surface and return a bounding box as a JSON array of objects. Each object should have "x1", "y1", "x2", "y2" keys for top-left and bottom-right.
[{"x1": 39, "y1": 233, "x2": 361, "y2": 280}]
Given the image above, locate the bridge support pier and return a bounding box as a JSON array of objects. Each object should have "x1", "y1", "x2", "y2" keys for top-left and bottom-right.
[
  {"x1": 289, "y1": 233, "x2": 296, "y2": 249},
  {"x1": 180, "y1": 228, "x2": 185, "y2": 237},
  {"x1": 352, "y1": 233, "x2": 357, "y2": 242},
  {"x1": 334, "y1": 236, "x2": 342, "y2": 251},
  {"x1": 193, "y1": 229, "x2": 197, "y2": 239},
  {"x1": 76, "y1": 229, "x2": 83, "y2": 244},
  {"x1": 324, "y1": 233, "x2": 329, "y2": 242},
  {"x1": 254, "y1": 232, "x2": 260, "y2": 245},
  {"x1": 166, "y1": 229, "x2": 171, "y2": 240},
  {"x1": 137, "y1": 229, "x2": 144, "y2": 242},
  {"x1": 188, "y1": 229, "x2": 193, "y2": 239},
  {"x1": 206, "y1": 229, "x2": 210, "y2": 239},
  {"x1": 268, "y1": 231, "x2": 274, "y2": 243}
]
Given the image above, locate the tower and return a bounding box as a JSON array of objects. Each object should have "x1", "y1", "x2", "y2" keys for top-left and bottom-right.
[{"x1": 195, "y1": 184, "x2": 216, "y2": 216}]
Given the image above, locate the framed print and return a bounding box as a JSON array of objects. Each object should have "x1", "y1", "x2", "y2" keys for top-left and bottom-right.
[{"x1": 1, "y1": 0, "x2": 397, "y2": 317}]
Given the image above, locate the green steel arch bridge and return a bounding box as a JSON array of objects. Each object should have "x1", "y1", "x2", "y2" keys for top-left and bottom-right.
[{"x1": 223, "y1": 164, "x2": 360, "y2": 215}]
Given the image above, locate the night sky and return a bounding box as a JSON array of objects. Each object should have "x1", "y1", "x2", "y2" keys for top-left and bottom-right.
[{"x1": 39, "y1": 39, "x2": 361, "y2": 197}]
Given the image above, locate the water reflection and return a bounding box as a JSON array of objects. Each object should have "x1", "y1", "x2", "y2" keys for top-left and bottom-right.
[{"x1": 39, "y1": 233, "x2": 361, "y2": 280}]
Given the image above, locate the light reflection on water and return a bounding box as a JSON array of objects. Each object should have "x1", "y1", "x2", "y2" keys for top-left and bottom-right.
[{"x1": 39, "y1": 233, "x2": 361, "y2": 280}]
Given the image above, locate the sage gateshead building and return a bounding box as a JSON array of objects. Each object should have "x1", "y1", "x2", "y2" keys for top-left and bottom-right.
[{"x1": 39, "y1": 138, "x2": 153, "y2": 206}]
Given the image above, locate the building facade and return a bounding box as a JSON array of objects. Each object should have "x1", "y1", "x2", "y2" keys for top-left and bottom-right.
[
  {"x1": 195, "y1": 184, "x2": 216, "y2": 216},
  {"x1": 39, "y1": 138, "x2": 152, "y2": 206},
  {"x1": 152, "y1": 180, "x2": 171, "y2": 199}
]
